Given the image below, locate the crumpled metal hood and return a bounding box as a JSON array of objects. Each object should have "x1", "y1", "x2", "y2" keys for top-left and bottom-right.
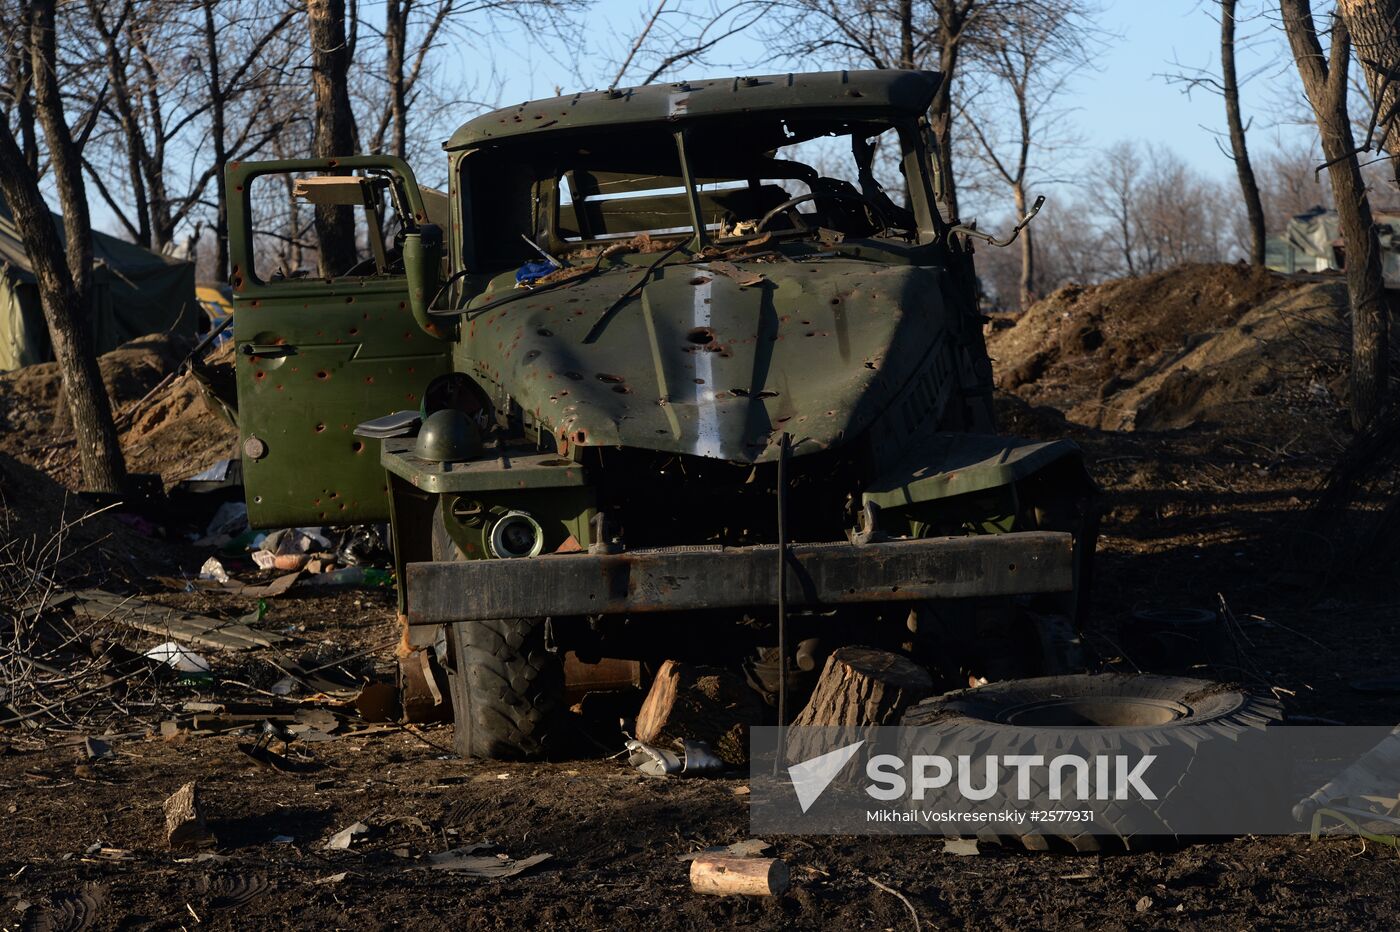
[{"x1": 462, "y1": 259, "x2": 951, "y2": 464}]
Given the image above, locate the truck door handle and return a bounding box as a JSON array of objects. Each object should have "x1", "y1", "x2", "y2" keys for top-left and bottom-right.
[{"x1": 240, "y1": 343, "x2": 297, "y2": 358}]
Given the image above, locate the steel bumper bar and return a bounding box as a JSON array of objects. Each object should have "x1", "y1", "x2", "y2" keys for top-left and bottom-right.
[{"x1": 405, "y1": 531, "x2": 1073, "y2": 624}]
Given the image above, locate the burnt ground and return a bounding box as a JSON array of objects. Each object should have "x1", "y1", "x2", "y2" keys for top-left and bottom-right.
[{"x1": 4, "y1": 401, "x2": 1400, "y2": 931}]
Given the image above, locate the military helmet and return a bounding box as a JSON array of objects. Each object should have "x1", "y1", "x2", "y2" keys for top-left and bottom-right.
[{"x1": 414, "y1": 408, "x2": 483, "y2": 462}]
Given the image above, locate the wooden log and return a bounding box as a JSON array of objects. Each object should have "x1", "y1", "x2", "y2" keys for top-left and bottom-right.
[
  {"x1": 690, "y1": 856, "x2": 790, "y2": 896},
  {"x1": 636, "y1": 660, "x2": 765, "y2": 765},
  {"x1": 163, "y1": 781, "x2": 214, "y2": 851},
  {"x1": 786, "y1": 647, "x2": 932, "y2": 765}
]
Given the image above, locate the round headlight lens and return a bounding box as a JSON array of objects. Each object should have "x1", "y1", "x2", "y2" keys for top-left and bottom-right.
[{"x1": 489, "y1": 511, "x2": 545, "y2": 558}]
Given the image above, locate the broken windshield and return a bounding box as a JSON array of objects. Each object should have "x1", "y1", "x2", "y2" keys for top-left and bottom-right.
[{"x1": 458, "y1": 117, "x2": 924, "y2": 272}]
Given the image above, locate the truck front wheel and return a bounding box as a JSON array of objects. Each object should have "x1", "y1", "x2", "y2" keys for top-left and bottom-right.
[{"x1": 433, "y1": 504, "x2": 563, "y2": 760}]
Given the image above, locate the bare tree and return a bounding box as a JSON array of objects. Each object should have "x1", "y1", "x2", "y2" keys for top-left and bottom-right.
[
  {"x1": 1135, "y1": 147, "x2": 1232, "y2": 268},
  {"x1": 0, "y1": 0, "x2": 126, "y2": 493},
  {"x1": 306, "y1": 0, "x2": 359, "y2": 277},
  {"x1": 606, "y1": 1, "x2": 774, "y2": 86},
  {"x1": 754, "y1": 0, "x2": 985, "y2": 220},
  {"x1": 1281, "y1": 0, "x2": 1389, "y2": 428},
  {"x1": 1258, "y1": 140, "x2": 1333, "y2": 232},
  {"x1": 0, "y1": 3, "x2": 38, "y2": 171},
  {"x1": 371, "y1": 0, "x2": 455, "y2": 159},
  {"x1": 1089, "y1": 140, "x2": 1142, "y2": 276},
  {"x1": 1221, "y1": 0, "x2": 1268, "y2": 264},
  {"x1": 1338, "y1": 0, "x2": 1400, "y2": 188},
  {"x1": 200, "y1": 0, "x2": 301, "y2": 281},
  {"x1": 365, "y1": 0, "x2": 586, "y2": 161},
  {"x1": 1159, "y1": 2, "x2": 1267, "y2": 265},
  {"x1": 960, "y1": 0, "x2": 1094, "y2": 309}
]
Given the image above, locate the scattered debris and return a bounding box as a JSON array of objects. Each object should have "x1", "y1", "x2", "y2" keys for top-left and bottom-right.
[
  {"x1": 943, "y1": 839, "x2": 980, "y2": 857},
  {"x1": 82, "y1": 736, "x2": 113, "y2": 761},
  {"x1": 399, "y1": 649, "x2": 451, "y2": 724},
  {"x1": 163, "y1": 781, "x2": 214, "y2": 851},
  {"x1": 424, "y1": 844, "x2": 551, "y2": 877},
  {"x1": 198, "y1": 556, "x2": 230, "y2": 583},
  {"x1": 325, "y1": 821, "x2": 372, "y2": 851},
  {"x1": 77, "y1": 590, "x2": 288, "y2": 651},
  {"x1": 677, "y1": 838, "x2": 772, "y2": 861},
  {"x1": 143, "y1": 641, "x2": 211, "y2": 675},
  {"x1": 354, "y1": 682, "x2": 401, "y2": 722},
  {"x1": 636, "y1": 660, "x2": 764, "y2": 766},
  {"x1": 626, "y1": 737, "x2": 724, "y2": 776}
]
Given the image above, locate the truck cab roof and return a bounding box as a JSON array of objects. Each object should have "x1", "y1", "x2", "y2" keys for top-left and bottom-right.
[{"x1": 445, "y1": 69, "x2": 943, "y2": 151}]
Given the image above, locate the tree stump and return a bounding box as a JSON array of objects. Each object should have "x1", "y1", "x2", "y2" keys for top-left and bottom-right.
[
  {"x1": 785, "y1": 647, "x2": 933, "y2": 765},
  {"x1": 163, "y1": 781, "x2": 214, "y2": 851},
  {"x1": 636, "y1": 660, "x2": 765, "y2": 765}
]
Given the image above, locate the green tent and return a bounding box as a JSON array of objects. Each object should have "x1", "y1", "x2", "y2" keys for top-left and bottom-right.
[{"x1": 0, "y1": 197, "x2": 196, "y2": 371}]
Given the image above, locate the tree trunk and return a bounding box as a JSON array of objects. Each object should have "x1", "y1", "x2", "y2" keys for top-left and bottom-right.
[
  {"x1": 1338, "y1": 0, "x2": 1400, "y2": 189},
  {"x1": 132, "y1": 26, "x2": 175, "y2": 252},
  {"x1": 1282, "y1": 0, "x2": 1389, "y2": 429},
  {"x1": 898, "y1": 0, "x2": 914, "y2": 70},
  {"x1": 5, "y1": 4, "x2": 39, "y2": 173},
  {"x1": 785, "y1": 647, "x2": 932, "y2": 765},
  {"x1": 306, "y1": 0, "x2": 359, "y2": 277},
  {"x1": 635, "y1": 660, "x2": 765, "y2": 765},
  {"x1": 18, "y1": 0, "x2": 127, "y2": 493},
  {"x1": 1221, "y1": 0, "x2": 1267, "y2": 263},
  {"x1": 87, "y1": 0, "x2": 153, "y2": 248},
  {"x1": 1014, "y1": 183, "x2": 1035, "y2": 311},
  {"x1": 386, "y1": 0, "x2": 409, "y2": 159},
  {"x1": 931, "y1": 0, "x2": 969, "y2": 222},
  {"x1": 201, "y1": 0, "x2": 231, "y2": 283},
  {"x1": 790, "y1": 647, "x2": 932, "y2": 730}
]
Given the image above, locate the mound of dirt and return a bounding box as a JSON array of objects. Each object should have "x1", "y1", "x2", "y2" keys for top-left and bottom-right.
[
  {"x1": 0, "y1": 452, "x2": 190, "y2": 583},
  {"x1": 988, "y1": 263, "x2": 1349, "y2": 435},
  {"x1": 1087, "y1": 281, "x2": 1350, "y2": 431},
  {"x1": 0, "y1": 335, "x2": 238, "y2": 489}
]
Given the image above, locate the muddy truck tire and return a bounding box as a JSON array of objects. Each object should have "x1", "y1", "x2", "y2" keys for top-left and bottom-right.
[
  {"x1": 900, "y1": 674, "x2": 1283, "y2": 851},
  {"x1": 433, "y1": 504, "x2": 563, "y2": 760}
]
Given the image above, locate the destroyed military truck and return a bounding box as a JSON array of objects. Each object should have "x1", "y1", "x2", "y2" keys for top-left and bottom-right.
[{"x1": 228, "y1": 70, "x2": 1099, "y2": 760}]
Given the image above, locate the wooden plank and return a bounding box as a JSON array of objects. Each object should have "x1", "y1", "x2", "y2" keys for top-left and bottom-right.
[{"x1": 71, "y1": 590, "x2": 288, "y2": 651}]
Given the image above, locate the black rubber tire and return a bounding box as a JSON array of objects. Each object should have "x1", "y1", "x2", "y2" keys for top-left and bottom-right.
[
  {"x1": 433, "y1": 503, "x2": 563, "y2": 760},
  {"x1": 900, "y1": 673, "x2": 1284, "y2": 851}
]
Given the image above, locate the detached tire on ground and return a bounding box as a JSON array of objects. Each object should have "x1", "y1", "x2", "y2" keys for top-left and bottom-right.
[
  {"x1": 433, "y1": 504, "x2": 563, "y2": 760},
  {"x1": 900, "y1": 674, "x2": 1284, "y2": 851}
]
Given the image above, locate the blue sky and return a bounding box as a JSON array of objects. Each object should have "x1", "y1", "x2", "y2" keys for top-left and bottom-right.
[
  {"x1": 73, "y1": 0, "x2": 1320, "y2": 241},
  {"x1": 472, "y1": 0, "x2": 1314, "y2": 188}
]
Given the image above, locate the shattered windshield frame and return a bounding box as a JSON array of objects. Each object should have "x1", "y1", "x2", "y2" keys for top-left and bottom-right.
[{"x1": 455, "y1": 113, "x2": 940, "y2": 274}]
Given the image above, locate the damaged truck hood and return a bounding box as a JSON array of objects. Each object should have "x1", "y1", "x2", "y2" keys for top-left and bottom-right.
[{"x1": 460, "y1": 258, "x2": 954, "y2": 464}]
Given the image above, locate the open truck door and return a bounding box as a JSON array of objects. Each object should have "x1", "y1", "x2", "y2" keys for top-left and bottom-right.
[{"x1": 227, "y1": 156, "x2": 452, "y2": 528}]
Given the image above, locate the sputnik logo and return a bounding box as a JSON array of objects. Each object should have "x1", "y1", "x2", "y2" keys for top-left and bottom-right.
[{"x1": 788, "y1": 740, "x2": 865, "y2": 813}]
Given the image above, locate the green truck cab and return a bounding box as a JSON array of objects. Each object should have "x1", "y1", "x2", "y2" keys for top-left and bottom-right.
[{"x1": 228, "y1": 70, "x2": 1095, "y2": 759}]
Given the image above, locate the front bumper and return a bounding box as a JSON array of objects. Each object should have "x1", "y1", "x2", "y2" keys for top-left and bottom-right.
[{"x1": 405, "y1": 531, "x2": 1073, "y2": 625}]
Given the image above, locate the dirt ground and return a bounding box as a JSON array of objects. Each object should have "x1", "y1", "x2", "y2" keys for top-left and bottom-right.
[{"x1": 4, "y1": 268, "x2": 1400, "y2": 929}]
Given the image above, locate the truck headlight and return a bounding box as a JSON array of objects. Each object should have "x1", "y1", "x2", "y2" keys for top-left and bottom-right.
[{"x1": 489, "y1": 511, "x2": 545, "y2": 558}]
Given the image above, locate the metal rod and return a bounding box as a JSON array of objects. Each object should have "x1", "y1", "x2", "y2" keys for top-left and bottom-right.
[{"x1": 774, "y1": 431, "x2": 791, "y2": 776}]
